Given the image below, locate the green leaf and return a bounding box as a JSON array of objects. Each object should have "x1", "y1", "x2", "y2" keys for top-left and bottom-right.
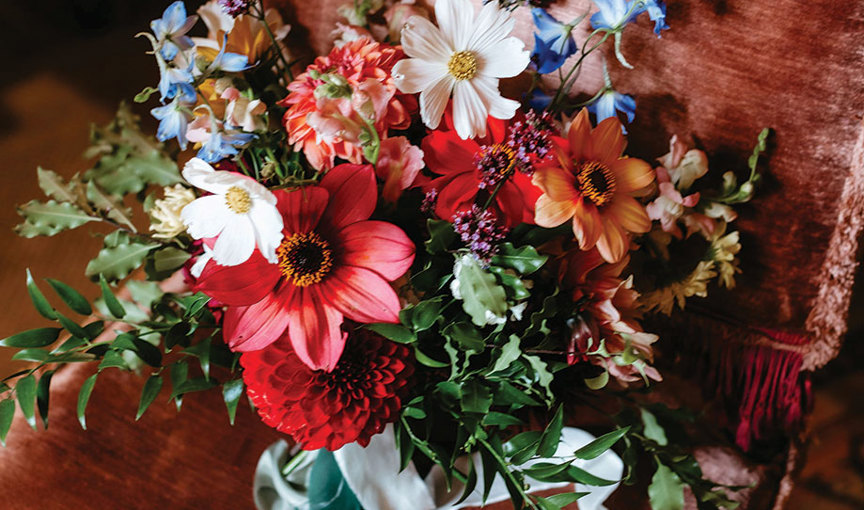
[
  {"x1": 482, "y1": 411, "x2": 524, "y2": 428},
  {"x1": 366, "y1": 323, "x2": 416, "y2": 344},
  {"x1": 491, "y1": 335, "x2": 521, "y2": 373},
  {"x1": 0, "y1": 327, "x2": 61, "y2": 348},
  {"x1": 15, "y1": 200, "x2": 98, "y2": 238},
  {"x1": 222, "y1": 378, "x2": 244, "y2": 425},
  {"x1": 400, "y1": 298, "x2": 444, "y2": 332},
  {"x1": 442, "y1": 322, "x2": 484, "y2": 352},
  {"x1": 98, "y1": 350, "x2": 128, "y2": 371},
  {"x1": 648, "y1": 463, "x2": 685, "y2": 510},
  {"x1": 574, "y1": 426, "x2": 630, "y2": 460},
  {"x1": 36, "y1": 370, "x2": 54, "y2": 429},
  {"x1": 131, "y1": 337, "x2": 163, "y2": 368},
  {"x1": 641, "y1": 408, "x2": 668, "y2": 446},
  {"x1": 152, "y1": 247, "x2": 191, "y2": 273},
  {"x1": 184, "y1": 338, "x2": 211, "y2": 378},
  {"x1": 134, "y1": 86, "x2": 158, "y2": 103},
  {"x1": 494, "y1": 381, "x2": 540, "y2": 407},
  {"x1": 136, "y1": 375, "x2": 163, "y2": 420},
  {"x1": 171, "y1": 378, "x2": 217, "y2": 399},
  {"x1": 460, "y1": 379, "x2": 492, "y2": 414},
  {"x1": 524, "y1": 354, "x2": 555, "y2": 402},
  {"x1": 538, "y1": 405, "x2": 564, "y2": 458},
  {"x1": 490, "y1": 243, "x2": 548, "y2": 275},
  {"x1": 16, "y1": 374, "x2": 37, "y2": 430},
  {"x1": 126, "y1": 280, "x2": 163, "y2": 309},
  {"x1": 99, "y1": 275, "x2": 126, "y2": 319},
  {"x1": 44, "y1": 279, "x2": 91, "y2": 315},
  {"x1": 77, "y1": 373, "x2": 98, "y2": 430},
  {"x1": 169, "y1": 361, "x2": 188, "y2": 411},
  {"x1": 505, "y1": 430, "x2": 541, "y2": 465},
  {"x1": 37, "y1": 167, "x2": 81, "y2": 203},
  {"x1": 0, "y1": 399, "x2": 14, "y2": 446},
  {"x1": 544, "y1": 493, "x2": 588, "y2": 507},
  {"x1": 86, "y1": 180, "x2": 136, "y2": 232},
  {"x1": 561, "y1": 465, "x2": 616, "y2": 486},
  {"x1": 584, "y1": 370, "x2": 609, "y2": 390},
  {"x1": 55, "y1": 311, "x2": 90, "y2": 340},
  {"x1": 425, "y1": 219, "x2": 457, "y2": 254},
  {"x1": 11, "y1": 349, "x2": 49, "y2": 362},
  {"x1": 26, "y1": 269, "x2": 55, "y2": 320},
  {"x1": 488, "y1": 266, "x2": 530, "y2": 300},
  {"x1": 413, "y1": 346, "x2": 448, "y2": 368},
  {"x1": 85, "y1": 237, "x2": 159, "y2": 281},
  {"x1": 456, "y1": 256, "x2": 507, "y2": 327}
]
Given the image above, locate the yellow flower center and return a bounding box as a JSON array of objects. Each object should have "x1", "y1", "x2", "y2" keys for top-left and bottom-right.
[
  {"x1": 225, "y1": 186, "x2": 252, "y2": 214},
  {"x1": 277, "y1": 232, "x2": 334, "y2": 287},
  {"x1": 448, "y1": 51, "x2": 478, "y2": 81},
  {"x1": 576, "y1": 161, "x2": 616, "y2": 207}
]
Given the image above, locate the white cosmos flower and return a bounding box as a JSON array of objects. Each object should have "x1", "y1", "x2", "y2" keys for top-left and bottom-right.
[
  {"x1": 180, "y1": 158, "x2": 283, "y2": 266},
  {"x1": 392, "y1": 0, "x2": 529, "y2": 140}
]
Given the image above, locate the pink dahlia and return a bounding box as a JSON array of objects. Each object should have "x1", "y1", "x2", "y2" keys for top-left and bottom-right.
[{"x1": 194, "y1": 164, "x2": 415, "y2": 371}]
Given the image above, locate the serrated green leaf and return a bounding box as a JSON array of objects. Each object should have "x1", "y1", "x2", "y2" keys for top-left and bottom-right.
[
  {"x1": 366, "y1": 323, "x2": 416, "y2": 344},
  {"x1": 0, "y1": 327, "x2": 61, "y2": 348},
  {"x1": 491, "y1": 335, "x2": 521, "y2": 373},
  {"x1": 16, "y1": 374, "x2": 37, "y2": 430},
  {"x1": 85, "y1": 237, "x2": 159, "y2": 281},
  {"x1": 126, "y1": 280, "x2": 163, "y2": 308},
  {"x1": 222, "y1": 378, "x2": 244, "y2": 425},
  {"x1": 26, "y1": 269, "x2": 55, "y2": 319},
  {"x1": 36, "y1": 370, "x2": 54, "y2": 429},
  {"x1": 77, "y1": 374, "x2": 98, "y2": 430},
  {"x1": 37, "y1": 167, "x2": 82, "y2": 203},
  {"x1": 99, "y1": 275, "x2": 126, "y2": 318},
  {"x1": 425, "y1": 219, "x2": 457, "y2": 254},
  {"x1": 0, "y1": 398, "x2": 14, "y2": 446},
  {"x1": 460, "y1": 379, "x2": 492, "y2": 414},
  {"x1": 456, "y1": 256, "x2": 507, "y2": 327},
  {"x1": 442, "y1": 322, "x2": 484, "y2": 352},
  {"x1": 641, "y1": 408, "x2": 668, "y2": 446},
  {"x1": 86, "y1": 180, "x2": 136, "y2": 231},
  {"x1": 574, "y1": 426, "x2": 630, "y2": 460},
  {"x1": 538, "y1": 405, "x2": 564, "y2": 458},
  {"x1": 648, "y1": 463, "x2": 685, "y2": 510},
  {"x1": 44, "y1": 279, "x2": 92, "y2": 315},
  {"x1": 488, "y1": 266, "x2": 530, "y2": 300},
  {"x1": 490, "y1": 243, "x2": 548, "y2": 275},
  {"x1": 16, "y1": 200, "x2": 98, "y2": 238},
  {"x1": 136, "y1": 375, "x2": 163, "y2": 420},
  {"x1": 152, "y1": 247, "x2": 191, "y2": 273},
  {"x1": 524, "y1": 354, "x2": 555, "y2": 402}
]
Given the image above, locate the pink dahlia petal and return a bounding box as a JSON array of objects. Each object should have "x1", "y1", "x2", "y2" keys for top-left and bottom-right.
[
  {"x1": 320, "y1": 164, "x2": 377, "y2": 229},
  {"x1": 286, "y1": 286, "x2": 346, "y2": 372},
  {"x1": 339, "y1": 220, "x2": 415, "y2": 281},
  {"x1": 274, "y1": 187, "x2": 329, "y2": 234},
  {"x1": 322, "y1": 266, "x2": 401, "y2": 324},
  {"x1": 223, "y1": 286, "x2": 294, "y2": 351}
]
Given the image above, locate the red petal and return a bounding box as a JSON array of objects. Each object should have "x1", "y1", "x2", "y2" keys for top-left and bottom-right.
[
  {"x1": 322, "y1": 266, "x2": 401, "y2": 324},
  {"x1": 319, "y1": 164, "x2": 377, "y2": 230},
  {"x1": 274, "y1": 187, "x2": 329, "y2": 234},
  {"x1": 194, "y1": 251, "x2": 281, "y2": 306},
  {"x1": 435, "y1": 172, "x2": 479, "y2": 221},
  {"x1": 286, "y1": 287, "x2": 346, "y2": 371},
  {"x1": 224, "y1": 287, "x2": 294, "y2": 352},
  {"x1": 421, "y1": 130, "x2": 477, "y2": 176},
  {"x1": 339, "y1": 220, "x2": 415, "y2": 281}
]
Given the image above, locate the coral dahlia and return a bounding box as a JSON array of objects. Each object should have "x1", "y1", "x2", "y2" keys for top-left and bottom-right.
[
  {"x1": 242, "y1": 328, "x2": 414, "y2": 450},
  {"x1": 193, "y1": 164, "x2": 415, "y2": 371},
  {"x1": 280, "y1": 38, "x2": 416, "y2": 170},
  {"x1": 533, "y1": 108, "x2": 654, "y2": 263}
]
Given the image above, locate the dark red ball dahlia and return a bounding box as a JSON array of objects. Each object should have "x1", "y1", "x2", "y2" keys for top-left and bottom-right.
[{"x1": 241, "y1": 329, "x2": 414, "y2": 451}]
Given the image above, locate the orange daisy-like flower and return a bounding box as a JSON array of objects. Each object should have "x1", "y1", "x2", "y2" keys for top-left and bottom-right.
[{"x1": 533, "y1": 109, "x2": 654, "y2": 263}]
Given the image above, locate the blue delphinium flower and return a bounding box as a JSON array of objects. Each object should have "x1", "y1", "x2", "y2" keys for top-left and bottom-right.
[
  {"x1": 590, "y1": 0, "x2": 641, "y2": 31},
  {"x1": 531, "y1": 8, "x2": 578, "y2": 74},
  {"x1": 197, "y1": 131, "x2": 256, "y2": 163},
  {"x1": 152, "y1": 96, "x2": 195, "y2": 150},
  {"x1": 150, "y1": 1, "x2": 198, "y2": 61},
  {"x1": 157, "y1": 59, "x2": 195, "y2": 103},
  {"x1": 588, "y1": 89, "x2": 636, "y2": 131},
  {"x1": 644, "y1": 0, "x2": 670, "y2": 36},
  {"x1": 528, "y1": 88, "x2": 554, "y2": 111},
  {"x1": 208, "y1": 35, "x2": 250, "y2": 73}
]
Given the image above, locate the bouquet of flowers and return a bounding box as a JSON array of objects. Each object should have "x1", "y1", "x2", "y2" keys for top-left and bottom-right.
[{"x1": 1, "y1": 0, "x2": 769, "y2": 508}]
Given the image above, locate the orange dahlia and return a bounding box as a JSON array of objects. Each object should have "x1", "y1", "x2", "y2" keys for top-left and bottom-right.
[
  {"x1": 533, "y1": 109, "x2": 654, "y2": 263},
  {"x1": 279, "y1": 38, "x2": 416, "y2": 170}
]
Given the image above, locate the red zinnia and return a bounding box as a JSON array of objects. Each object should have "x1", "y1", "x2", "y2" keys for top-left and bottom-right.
[
  {"x1": 241, "y1": 328, "x2": 414, "y2": 451},
  {"x1": 421, "y1": 115, "x2": 542, "y2": 227},
  {"x1": 194, "y1": 164, "x2": 415, "y2": 371}
]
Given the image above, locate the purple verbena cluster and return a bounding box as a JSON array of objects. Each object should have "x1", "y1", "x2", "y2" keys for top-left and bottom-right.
[
  {"x1": 219, "y1": 0, "x2": 252, "y2": 17},
  {"x1": 453, "y1": 206, "x2": 509, "y2": 264},
  {"x1": 421, "y1": 189, "x2": 439, "y2": 215},
  {"x1": 506, "y1": 110, "x2": 555, "y2": 175}
]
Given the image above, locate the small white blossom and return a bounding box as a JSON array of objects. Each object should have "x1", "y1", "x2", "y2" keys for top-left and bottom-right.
[{"x1": 149, "y1": 184, "x2": 196, "y2": 239}]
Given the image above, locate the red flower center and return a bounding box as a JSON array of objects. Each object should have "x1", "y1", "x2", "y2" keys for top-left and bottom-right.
[
  {"x1": 276, "y1": 232, "x2": 334, "y2": 287},
  {"x1": 577, "y1": 161, "x2": 616, "y2": 207},
  {"x1": 476, "y1": 143, "x2": 518, "y2": 190}
]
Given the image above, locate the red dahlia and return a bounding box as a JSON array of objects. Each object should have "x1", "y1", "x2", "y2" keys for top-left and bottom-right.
[{"x1": 241, "y1": 328, "x2": 414, "y2": 451}]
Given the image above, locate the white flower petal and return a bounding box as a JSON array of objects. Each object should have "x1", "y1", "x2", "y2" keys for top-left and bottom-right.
[
  {"x1": 467, "y1": 0, "x2": 515, "y2": 55},
  {"x1": 212, "y1": 215, "x2": 256, "y2": 266},
  {"x1": 393, "y1": 58, "x2": 449, "y2": 94},
  {"x1": 452, "y1": 80, "x2": 488, "y2": 140},
  {"x1": 477, "y1": 37, "x2": 529, "y2": 78},
  {"x1": 400, "y1": 15, "x2": 452, "y2": 62},
  {"x1": 180, "y1": 194, "x2": 231, "y2": 239},
  {"x1": 471, "y1": 75, "x2": 520, "y2": 120},
  {"x1": 419, "y1": 75, "x2": 454, "y2": 130},
  {"x1": 434, "y1": 0, "x2": 473, "y2": 50},
  {"x1": 190, "y1": 244, "x2": 214, "y2": 278},
  {"x1": 182, "y1": 158, "x2": 222, "y2": 194},
  {"x1": 248, "y1": 202, "x2": 284, "y2": 264}
]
